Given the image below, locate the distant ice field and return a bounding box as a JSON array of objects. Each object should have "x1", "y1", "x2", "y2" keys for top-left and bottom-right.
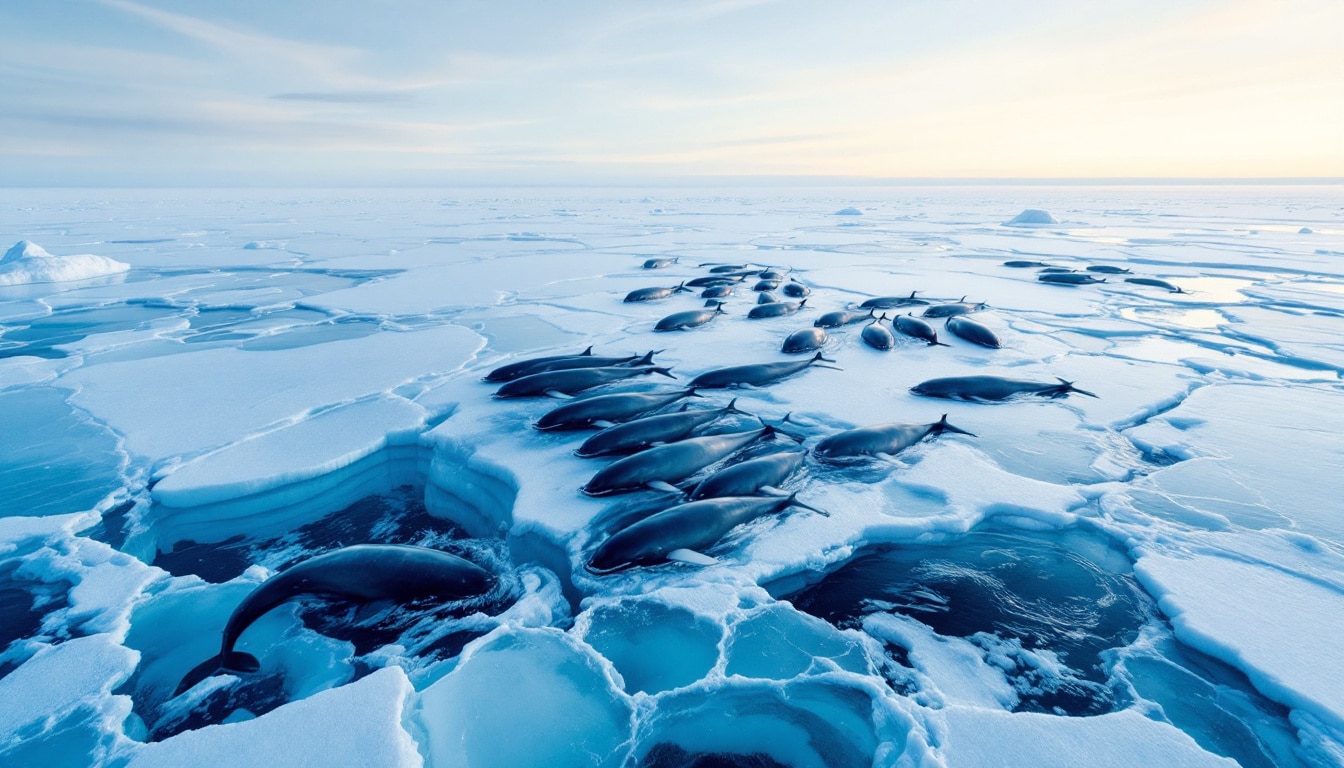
[{"x1": 1, "y1": 185, "x2": 1342, "y2": 767}]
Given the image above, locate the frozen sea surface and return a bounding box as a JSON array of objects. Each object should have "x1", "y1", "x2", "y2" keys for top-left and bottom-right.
[{"x1": 1, "y1": 185, "x2": 1342, "y2": 767}]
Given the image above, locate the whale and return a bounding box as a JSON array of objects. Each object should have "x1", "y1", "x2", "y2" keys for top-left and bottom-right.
[
  {"x1": 656, "y1": 302, "x2": 726, "y2": 331},
  {"x1": 625, "y1": 283, "x2": 688, "y2": 302},
  {"x1": 910, "y1": 375, "x2": 1097, "y2": 401},
  {"x1": 536, "y1": 388, "x2": 700, "y2": 431},
  {"x1": 510, "y1": 350, "x2": 659, "y2": 378},
  {"x1": 701, "y1": 284, "x2": 734, "y2": 299},
  {"x1": 922, "y1": 298, "x2": 986, "y2": 318},
  {"x1": 893, "y1": 313, "x2": 949, "y2": 346},
  {"x1": 758, "y1": 268, "x2": 790, "y2": 281},
  {"x1": 757, "y1": 291, "x2": 780, "y2": 304},
  {"x1": 484, "y1": 346, "x2": 593, "y2": 383},
  {"x1": 581, "y1": 424, "x2": 783, "y2": 496},
  {"x1": 175, "y1": 545, "x2": 492, "y2": 695},
  {"x1": 688, "y1": 450, "x2": 805, "y2": 500},
  {"x1": 1125, "y1": 277, "x2": 1186, "y2": 293},
  {"x1": 782, "y1": 327, "x2": 827, "y2": 354},
  {"x1": 707, "y1": 263, "x2": 749, "y2": 273},
  {"x1": 814, "y1": 308, "x2": 873, "y2": 328},
  {"x1": 1039, "y1": 273, "x2": 1105, "y2": 285},
  {"x1": 686, "y1": 275, "x2": 744, "y2": 288},
  {"x1": 859, "y1": 291, "x2": 927, "y2": 309},
  {"x1": 861, "y1": 313, "x2": 895, "y2": 350},
  {"x1": 586, "y1": 494, "x2": 822, "y2": 573},
  {"x1": 813, "y1": 415, "x2": 973, "y2": 460},
  {"x1": 945, "y1": 315, "x2": 1000, "y2": 348},
  {"x1": 1037, "y1": 267, "x2": 1076, "y2": 274},
  {"x1": 753, "y1": 279, "x2": 782, "y2": 292},
  {"x1": 688, "y1": 351, "x2": 838, "y2": 389},
  {"x1": 495, "y1": 365, "x2": 675, "y2": 399},
  {"x1": 747, "y1": 299, "x2": 807, "y2": 319},
  {"x1": 575, "y1": 399, "x2": 748, "y2": 458},
  {"x1": 643, "y1": 257, "x2": 678, "y2": 269},
  {"x1": 781, "y1": 282, "x2": 810, "y2": 298},
  {"x1": 1086, "y1": 265, "x2": 1131, "y2": 274},
  {"x1": 1003, "y1": 260, "x2": 1050, "y2": 268}
]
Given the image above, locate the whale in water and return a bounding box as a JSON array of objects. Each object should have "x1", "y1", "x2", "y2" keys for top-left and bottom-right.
[
  {"x1": 782, "y1": 327, "x2": 827, "y2": 354},
  {"x1": 910, "y1": 375, "x2": 1097, "y2": 401},
  {"x1": 1125, "y1": 277, "x2": 1186, "y2": 293},
  {"x1": 175, "y1": 545, "x2": 492, "y2": 695},
  {"x1": 814, "y1": 308, "x2": 873, "y2": 328},
  {"x1": 586, "y1": 493, "x2": 823, "y2": 573},
  {"x1": 861, "y1": 313, "x2": 895, "y2": 350},
  {"x1": 625, "y1": 283, "x2": 688, "y2": 302},
  {"x1": 893, "y1": 313, "x2": 949, "y2": 346}
]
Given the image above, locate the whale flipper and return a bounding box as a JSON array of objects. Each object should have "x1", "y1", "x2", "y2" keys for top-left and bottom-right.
[
  {"x1": 175, "y1": 651, "x2": 261, "y2": 696},
  {"x1": 646, "y1": 480, "x2": 683, "y2": 494},
  {"x1": 667, "y1": 549, "x2": 718, "y2": 566},
  {"x1": 544, "y1": 390, "x2": 574, "y2": 399}
]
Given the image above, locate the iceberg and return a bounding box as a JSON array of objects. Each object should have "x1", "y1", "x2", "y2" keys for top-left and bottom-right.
[{"x1": 0, "y1": 241, "x2": 130, "y2": 286}]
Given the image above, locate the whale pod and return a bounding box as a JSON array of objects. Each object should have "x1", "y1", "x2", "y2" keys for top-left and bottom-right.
[
  {"x1": 176, "y1": 545, "x2": 492, "y2": 695},
  {"x1": 587, "y1": 493, "x2": 821, "y2": 572},
  {"x1": 910, "y1": 375, "x2": 1098, "y2": 401},
  {"x1": 575, "y1": 399, "x2": 748, "y2": 458},
  {"x1": 536, "y1": 388, "x2": 700, "y2": 431},
  {"x1": 688, "y1": 351, "x2": 838, "y2": 389},
  {"x1": 495, "y1": 365, "x2": 675, "y2": 398},
  {"x1": 945, "y1": 315, "x2": 1000, "y2": 349},
  {"x1": 581, "y1": 424, "x2": 781, "y2": 496},
  {"x1": 814, "y1": 415, "x2": 974, "y2": 460}
]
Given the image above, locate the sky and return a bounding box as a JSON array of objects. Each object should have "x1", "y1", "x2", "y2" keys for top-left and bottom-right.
[{"x1": 1, "y1": 0, "x2": 1341, "y2": 186}]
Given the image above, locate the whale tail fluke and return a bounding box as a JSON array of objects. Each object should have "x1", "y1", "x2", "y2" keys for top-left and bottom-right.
[
  {"x1": 649, "y1": 367, "x2": 677, "y2": 380},
  {"x1": 680, "y1": 387, "x2": 704, "y2": 399},
  {"x1": 1054, "y1": 378, "x2": 1098, "y2": 398},
  {"x1": 723, "y1": 398, "x2": 752, "y2": 417},
  {"x1": 174, "y1": 651, "x2": 260, "y2": 697},
  {"x1": 929, "y1": 339, "x2": 951, "y2": 347},
  {"x1": 931, "y1": 414, "x2": 976, "y2": 437},
  {"x1": 673, "y1": 282, "x2": 689, "y2": 293}
]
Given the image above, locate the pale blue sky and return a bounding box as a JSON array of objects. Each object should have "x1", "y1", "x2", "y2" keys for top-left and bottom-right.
[{"x1": 2, "y1": 0, "x2": 1340, "y2": 185}]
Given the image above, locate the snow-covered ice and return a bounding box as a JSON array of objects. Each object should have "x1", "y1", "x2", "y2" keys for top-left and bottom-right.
[{"x1": 1, "y1": 185, "x2": 1343, "y2": 767}]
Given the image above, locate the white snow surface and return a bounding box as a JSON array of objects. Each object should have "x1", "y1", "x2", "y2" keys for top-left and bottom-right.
[
  {"x1": 0, "y1": 240, "x2": 130, "y2": 286},
  {"x1": 1, "y1": 186, "x2": 1343, "y2": 767}
]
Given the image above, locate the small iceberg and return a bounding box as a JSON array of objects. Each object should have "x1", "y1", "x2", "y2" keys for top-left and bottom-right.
[
  {"x1": 1299, "y1": 227, "x2": 1313, "y2": 234},
  {"x1": 833, "y1": 207, "x2": 863, "y2": 216},
  {"x1": 0, "y1": 240, "x2": 130, "y2": 286},
  {"x1": 1005, "y1": 209, "x2": 1058, "y2": 226}
]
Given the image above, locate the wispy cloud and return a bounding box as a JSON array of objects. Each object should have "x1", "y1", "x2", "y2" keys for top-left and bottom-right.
[{"x1": 271, "y1": 91, "x2": 413, "y2": 104}]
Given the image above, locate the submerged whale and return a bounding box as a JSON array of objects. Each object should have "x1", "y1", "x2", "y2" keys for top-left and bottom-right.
[
  {"x1": 643, "y1": 257, "x2": 678, "y2": 269},
  {"x1": 581, "y1": 424, "x2": 783, "y2": 496},
  {"x1": 586, "y1": 494, "x2": 823, "y2": 573},
  {"x1": 922, "y1": 299, "x2": 986, "y2": 318},
  {"x1": 510, "y1": 350, "x2": 659, "y2": 378},
  {"x1": 781, "y1": 282, "x2": 810, "y2": 298},
  {"x1": 688, "y1": 351, "x2": 838, "y2": 389},
  {"x1": 910, "y1": 375, "x2": 1098, "y2": 401},
  {"x1": 1039, "y1": 273, "x2": 1105, "y2": 285},
  {"x1": 175, "y1": 545, "x2": 492, "y2": 695},
  {"x1": 747, "y1": 299, "x2": 807, "y2": 319},
  {"x1": 813, "y1": 415, "x2": 973, "y2": 460},
  {"x1": 536, "y1": 388, "x2": 700, "y2": 431}
]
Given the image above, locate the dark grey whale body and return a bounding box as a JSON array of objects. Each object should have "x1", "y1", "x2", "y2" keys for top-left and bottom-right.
[
  {"x1": 514, "y1": 350, "x2": 658, "y2": 377},
  {"x1": 1125, "y1": 277, "x2": 1186, "y2": 293},
  {"x1": 814, "y1": 309, "x2": 872, "y2": 328},
  {"x1": 176, "y1": 545, "x2": 492, "y2": 695},
  {"x1": 689, "y1": 450, "x2": 805, "y2": 500},
  {"x1": 643, "y1": 257, "x2": 678, "y2": 269},
  {"x1": 688, "y1": 352, "x2": 837, "y2": 389},
  {"x1": 484, "y1": 346, "x2": 593, "y2": 383},
  {"x1": 813, "y1": 415, "x2": 973, "y2": 460},
  {"x1": 625, "y1": 284, "x2": 687, "y2": 302},
  {"x1": 575, "y1": 400, "x2": 746, "y2": 458},
  {"x1": 910, "y1": 375, "x2": 1097, "y2": 401},
  {"x1": 748, "y1": 299, "x2": 806, "y2": 319},
  {"x1": 782, "y1": 327, "x2": 827, "y2": 353},
  {"x1": 860, "y1": 292, "x2": 927, "y2": 309},
  {"x1": 656, "y1": 303, "x2": 726, "y2": 331},
  {"x1": 495, "y1": 365, "x2": 674, "y2": 398},
  {"x1": 536, "y1": 388, "x2": 699, "y2": 431},
  {"x1": 894, "y1": 313, "x2": 948, "y2": 346},
  {"x1": 861, "y1": 314, "x2": 894, "y2": 350},
  {"x1": 781, "y1": 282, "x2": 810, "y2": 298},
  {"x1": 586, "y1": 494, "x2": 820, "y2": 573},
  {"x1": 945, "y1": 315, "x2": 1001, "y2": 348},
  {"x1": 1087, "y1": 265, "x2": 1131, "y2": 274},
  {"x1": 923, "y1": 299, "x2": 986, "y2": 318},
  {"x1": 581, "y1": 424, "x2": 780, "y2": 496},
  {"x1": 1039, "y1": 273, "x2": 1105, "y2": 285}
]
